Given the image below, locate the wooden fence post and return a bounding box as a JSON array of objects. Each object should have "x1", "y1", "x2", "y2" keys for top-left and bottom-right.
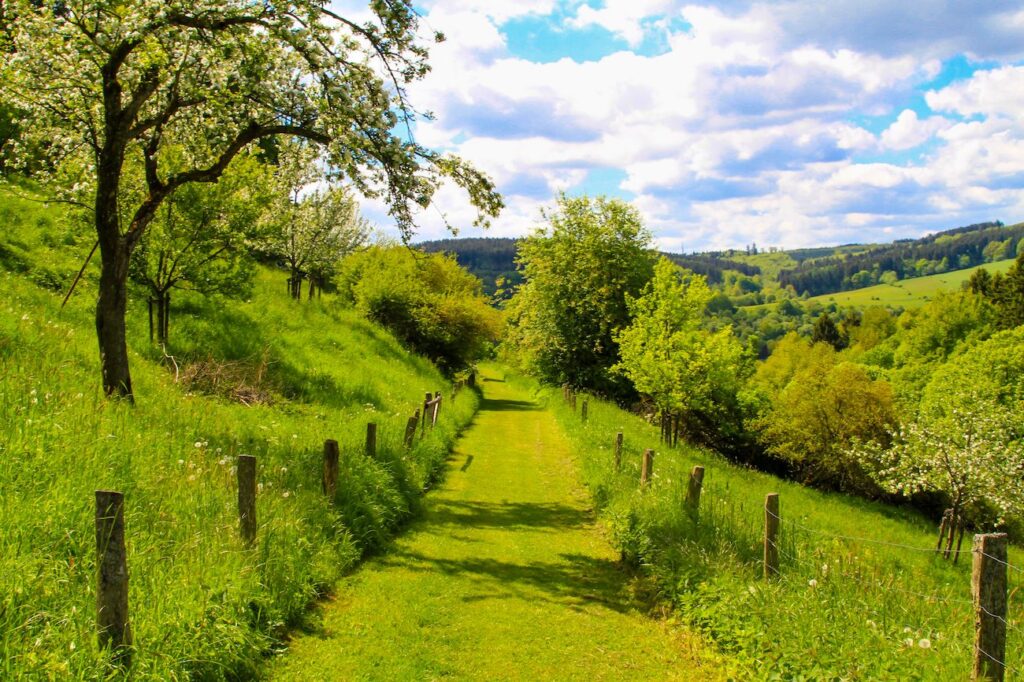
[
  {"x1": 366, "y1": 422, "x2": 377, "y2": 457},
  {"x1": 95, "y1": 490, "x2": 132, "y2": 665},
  {"x1": 422, "y1": 392, "x2": 431, "y2": 433},
  {"x1": 323, "y1": 440, "x2": 339, "y2": 498},
  {"x1": 404, "y1": 415, "x2": 418, "y2": 449},
  {"x1": 468, "y1": 371, "x2": 476, "y2": 388},
  {"x1": 432, "y1": 392, "x2": 441, "y2": 427},
  {"x1": 640, "y1": 449, "x2": 654, "y2": 487},
  {"x1": 614, "y1": 432, "x2": 623, "y2": 472},
  {"x1": 238, "y1": 455, "x2": 257, "y2": 546},
  {"x1": 686, "y1": 465, "x2": 705, "y2": 517},
  {"x1": 973, "y1": 533, "x2": 1009, "y2": 681},
  {"x1": 581, "y1": 398, "x2": 588, "y2": 421},
  {"x1": 764, "y1": 493, "x2": 780, "y2": 579}
]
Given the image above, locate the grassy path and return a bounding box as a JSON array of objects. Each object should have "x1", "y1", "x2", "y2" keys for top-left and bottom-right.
[{"x1": 270, "y1": 366, "x2": 720, "y2": 681}]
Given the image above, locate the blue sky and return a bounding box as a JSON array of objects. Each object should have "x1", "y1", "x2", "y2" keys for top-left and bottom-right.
[{"x1": 339, "y1": 0, "x2": 1024, "y2": 251}]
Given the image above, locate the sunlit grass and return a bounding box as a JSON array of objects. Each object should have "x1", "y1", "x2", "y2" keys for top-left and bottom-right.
[
  {"x1": 0, "y1": 258, "x2": 477, "y2": 679},
  {"x1": 539, "y1": 380, "x2": 1023, "y2": 679}
]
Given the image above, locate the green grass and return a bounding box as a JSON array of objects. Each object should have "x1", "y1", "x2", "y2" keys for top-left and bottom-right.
[
  {"x1": 544, "y1": 385, "x2": 1023, "y2": 679},
  {"x1": 0, "y1": 187, "x2": 479, "y2": 679},
  {"x1": 270, "y1": 365, "x2": 726, "y2": 681},
  {"x1": 805, "y1": 258, "x2": 1018, "y2": 309}
]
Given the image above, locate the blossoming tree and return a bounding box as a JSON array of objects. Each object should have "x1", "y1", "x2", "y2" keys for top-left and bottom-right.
[{"x1": 0, "y1": 1, "x2": 501, "y2": 399}]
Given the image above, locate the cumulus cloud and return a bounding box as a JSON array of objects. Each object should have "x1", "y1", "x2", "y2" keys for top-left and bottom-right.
[{"x1": 354, "y1": 1, "x2": 1024, "y2": 249}]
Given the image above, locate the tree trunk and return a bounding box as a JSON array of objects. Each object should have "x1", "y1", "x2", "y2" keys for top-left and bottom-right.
[{"x1": 96, "y1": 241, "x2": 133, "y2": 400}]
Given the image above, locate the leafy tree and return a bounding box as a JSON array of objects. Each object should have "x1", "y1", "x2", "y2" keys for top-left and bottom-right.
[
  {"x1": 987, "y1": 251, "x2": 1024, "y2": 329},
  {"x1": 505, "y1": 195, "x2": 655, "y2": 396},
  {"x1": 130, "y1": 151, "x2": 270, "y2": 344},
  {"x1": 855, "y1": 327, "x2": 1024, "y2": 555},
  {"x1": 1, "y1": 1, "x2": 501, "y2": 399},
  {"x1": 262, "y1": 142, "x2": 369, "y2": 301},
  {"x1": 812, "y1": 312, "x2": 846, "y2": 350},
  {"x1": 338, "y1": 246, "x2": 502, "y2": 373},
  {"x1": 753, "y1": 340, "x2": 896, "y2": 493},
  {"x1": 614, "y1": 257, "x2": 751, "y2": 449}
]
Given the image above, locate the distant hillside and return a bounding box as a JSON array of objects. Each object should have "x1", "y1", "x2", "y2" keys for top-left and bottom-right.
[
  {"x1": 778, "y1": 221, "x2": 1023, "y2": 296},
  {"x1": 422, "y1": 219, "x2": 1024, "y2": 303},
  {"x1": 806, "y1": 257, "x2": 1018, "y2": 309},
  {"x1": 418, "y1": 238, "x2": 760, "y2": 296}
]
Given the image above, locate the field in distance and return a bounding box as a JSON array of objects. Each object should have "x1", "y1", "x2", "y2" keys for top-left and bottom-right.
[{"x1": 802, "y1": 257, "x2": 1017, "y2": 309}]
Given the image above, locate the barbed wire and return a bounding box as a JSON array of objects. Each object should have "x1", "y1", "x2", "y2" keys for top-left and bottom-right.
[
  {"x1": 764, "y1": 506, "x2": 954, "y2": 554},
  {"x1": 975, "y1": 644, "x2": 1022, "y2": 676},
  {"x1": 975, "y1": 548, "x2": 1024, "y2": 575}
]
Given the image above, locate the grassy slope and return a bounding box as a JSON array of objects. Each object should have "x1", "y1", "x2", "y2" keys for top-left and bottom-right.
[
  {"x1": 806, "y1": 257, "x2": 1018, "y2": 308},
  {"x1": 544, "y1": 386, "x2": 1023, "y2": 679},
  {"x1": 271, "y1": 364, "x2": 725, "y2": 681},
  {"x1": 0, "y1": 185, "x2": 478, "y2": 679}
]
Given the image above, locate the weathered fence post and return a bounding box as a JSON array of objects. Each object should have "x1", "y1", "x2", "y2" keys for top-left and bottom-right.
[
  {"x1": 323, "y1": 439, "x2": 339, "y2": 498},
  {"x1": 95, "y1": 490, "x2": 132, "y2": 665},
  {"x1": 973, "y1": 533, "x2": 1008, "y2": 681},
  {"x1": 686, "y1": 465, "x2": 705, "y2": 517},
  {"x1": 764, "y1": 493, "x2": 780, "y2": 579},
  {"x1": 404, "y1": 415, "x2": 418, "y2": 449},
  {"x1": 570, "y1": 390, "x2": 577, "y2": 412},
  {"x1": 468, "y1": 371, "x2": 476, "y2": 388},
  {"x1": 422, "y1": 392, "x2": 432, "y2": 432},
  {"x1": 432, "y1": 392, "x2": 441, "y2": 427},
  {"x1": 366, "y1": 422, "x2": 377, "y2": 457},
  {"x1": 614, "y1": 432, "x2": 623, "y2": 472},
  {"x1": 581, "y1": 398, "x2": 588, "y2": 421},
  {"x1": 237, "y1": 455, "x2": 257, "y2": 546},
  {"x1": 640, "y1": 448, "x2": 654, "y2": 487}
]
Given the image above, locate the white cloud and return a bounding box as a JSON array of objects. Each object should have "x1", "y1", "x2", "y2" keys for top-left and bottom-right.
[
  {"x1": 880, "y1": 110, "x2": 953, "y2": 150},
  {"x1": 354, "y1": 2, "x2": 1024, "y2": 249}
]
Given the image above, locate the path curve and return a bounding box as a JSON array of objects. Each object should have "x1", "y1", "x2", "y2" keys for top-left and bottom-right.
[{"x1": 270, "y1": 366, "x2": 720, "y2": 681}]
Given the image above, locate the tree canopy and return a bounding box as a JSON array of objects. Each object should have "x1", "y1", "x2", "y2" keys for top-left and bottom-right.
[
  {"x1": 504, "y1": 194, "x2": 655, "y2": 397},
  {"x1": 1, "y1": 0, "x2": 501, "y2": 398}
]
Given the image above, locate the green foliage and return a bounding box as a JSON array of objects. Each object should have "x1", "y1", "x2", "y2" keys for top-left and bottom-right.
[
  {"x1": 615, "y1": 258, "x2": 751, "y2": 450},
  {"x1": 544, "y1": 379, "x2": 1022, "y2": 680},
  {"x1": 0, "y1": 266, "x2": 478, "y2": 679},
  {"x1": 130, "y1": 151, "x2": 273, "y2": 340},
  {"x1": 505, "y1": 194, "x2": 655, "y2": 396},
  {"x1": 338, "y1": 246, "x2": 502, "y2": 374},
  {"x1": 749, "y1": 334, "x2": 896, "y2": 493},
  {"x1": 986, "y1": 251, "x2": 1024, "y2": 329},
  {"x1": 811, "y1": 311, "x2": 846, "y2": 350}
]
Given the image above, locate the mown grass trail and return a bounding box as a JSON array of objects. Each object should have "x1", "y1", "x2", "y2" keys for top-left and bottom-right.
[{"x1": 271, "y1": 366, "x2": 720, "y2": 681}]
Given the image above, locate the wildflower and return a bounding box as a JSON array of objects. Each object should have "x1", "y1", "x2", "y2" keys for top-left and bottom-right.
[
  {"x1": 69, "y1": 642, "x2": 75, "y2": 651},
  {"x1": 194, "y1": 441, "x2": 203, "y2": 449},
  {"x1": 258, "y1": 483, "x2": 264, "y2": 493},
  {"x1": 903, "y1": 626, "x2": 912, "y2": 633},
  {"x1": 280, "y1": 466, "x2": 288, "y2": 474},
  {"x1": 918, "y1": 639, "x2": 931, "y2": 649},
  {"x1": 866, "y1": 619, "x2": 877, "y2": 629},
  {"x1": 219, "y1": 458, "x2": 228, "y2": 466},
  {"x1": 904, "y1": 638, "x2": 914, "y2": 647},
  {"x1": 808, "y1": 579, "x2": 818, "y2": 588},
  {"x1": 178, "y1": 459, "x2": 185, "y2": 466},
  {"x1": 282, "y1": 491, "x2": 290, "y2": 498},
  {"x1": 821, "y1": 563, "x2": 829, "y2": 576}
]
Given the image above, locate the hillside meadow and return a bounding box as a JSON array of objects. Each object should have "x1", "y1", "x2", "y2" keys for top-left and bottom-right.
[
  {"x1": 540, "y1": 380, "x2": 1023, "y2": 679},
  {"x1": 0, "y1": 189, "x2": 478, "y2": 678}
]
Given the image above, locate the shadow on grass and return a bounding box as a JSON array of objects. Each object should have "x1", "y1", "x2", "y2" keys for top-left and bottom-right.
[
  {"x1": 426, "y1": 499, "x2": 590, "y2": 533},
  {"x1": 377, "y1": 550, "x2": 640, "y2": 615},
  {"x1": 479, "y1": 398, "x2": 539, "y2": 412}
]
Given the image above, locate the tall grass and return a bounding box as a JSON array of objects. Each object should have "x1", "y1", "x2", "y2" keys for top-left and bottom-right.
[
  {"x1": 537, "y1": 381, "x2": 1023, "y2": 679},
  {"x1": 0, "y1": 191, "x2": 478, "y2": 679}
]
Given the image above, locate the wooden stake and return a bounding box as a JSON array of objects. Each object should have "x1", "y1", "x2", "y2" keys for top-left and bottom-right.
[
  {"x1": 237, "y1": 455, "x2": 257, "y2": 546},
  {"x1": 404, "y1": 415, "x2": 418, "y2": 449},
  {"x1": 764, "y1": 493, "x2": 780, "y2": 579},
  {"x1": 614, "y1": 432, "x2": 623, "y2": 472},
  {"x1": 581, "y1": 397, "x2": 588, "y2": 421},
  {"x1": 640, "y1": 449, "x2": 654, "y2": 487},
  {"x1": 95, "y1": 490, "x2": 132, "y2": 665},
  {"x1": 973, "y1": 533, "x2": 1008, "y2": 681},
  {"x1": 323, "y1": 440, "x2": 339, "y2": 498},
  {"x1": 686, "y1": 466, "x2": 705, "y2": 517},
  {"x1": 366, "y1": 422, "x2": 377, "y2": 457}
]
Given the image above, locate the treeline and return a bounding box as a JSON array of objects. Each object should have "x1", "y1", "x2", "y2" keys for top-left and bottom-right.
[
  {"x1": 419, "y1": 237, "x2": 760, "y2": 294},
  {"x1": 418, "y1": 237, "x2": 522, "y2": 297},
  {"x1": 779, "y1": 221, "x2": 1023, "y2": 295},
  {"x1": 501, "y1": 194, "x2": 1024, "y2": 546}
]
